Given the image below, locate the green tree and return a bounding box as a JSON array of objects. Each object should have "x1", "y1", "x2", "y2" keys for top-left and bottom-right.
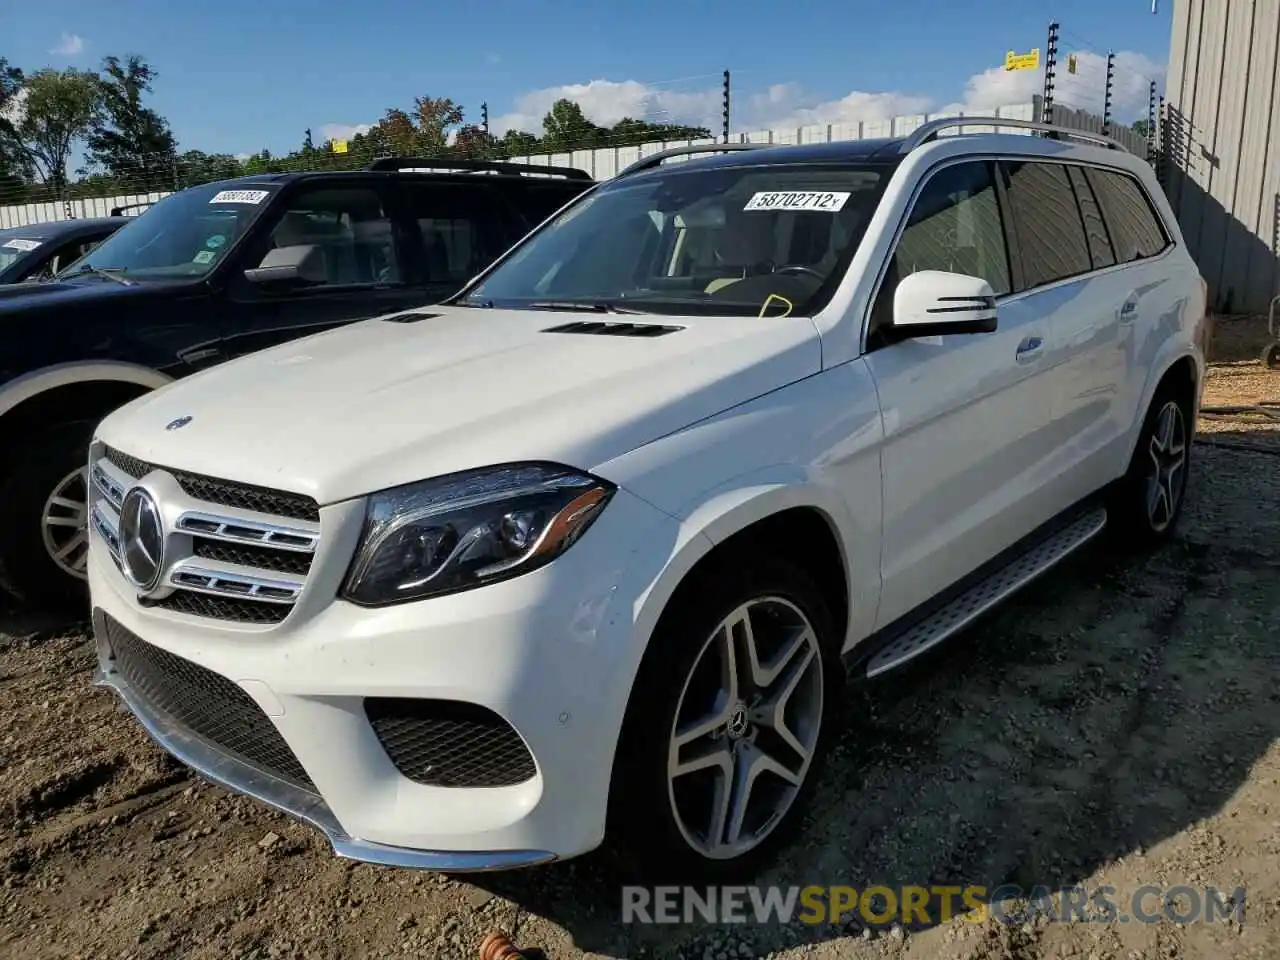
[
  {"x1": 492, "y1": 129, "x2": 541, "y2": 158},
  {"x1": 1131, "y1": 119, "x2": 1152, "y2": 138},
  {"x1": 175, "y1": 149, "x2": 243, "y2": 186},
  {"x1": 0, "y1": 58, "x2": 27, "y2": 202},
  {"x1": 2, "y1": 68, "x2": 102, "y2": 198},
  {"x1": 541, "y1": 99, "x2": 600, "y2": 151},
  {"x1": 451, "y1": 123, "x2": 490, "y2": 158},
  {"x1": 85, "y1": 55, "x2": 177, "y2": 191},
  {"x1": 413, "y1": 96, "x2": 463, "y2": 153}
]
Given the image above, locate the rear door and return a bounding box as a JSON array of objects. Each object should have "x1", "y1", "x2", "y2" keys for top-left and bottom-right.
[
  {"x1": 862, "y1": 158, "x2": 1056, "y2": 628},
  {"x1": 217, "y1": 179, "x2": 427, "y2": 360}
]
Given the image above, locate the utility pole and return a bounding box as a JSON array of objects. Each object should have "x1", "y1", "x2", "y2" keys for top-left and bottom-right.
[
  {"x1": 722, "y1": 70, "x2": 731, "y2": 143},
  {"x1": 1103, "y1": 51, "x2": 1116, "y2": 136},
  {"x1": 1042, "y1": 21, "x2": 1060, "y2": 126}
]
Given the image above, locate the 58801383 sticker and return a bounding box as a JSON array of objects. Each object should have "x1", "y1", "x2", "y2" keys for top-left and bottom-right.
[
  {"x1": 743, "y1": 191, "x2": 852, "y2": 212},
  {"x1": 2, "y1": 238, "x2": 42, "y2": 252},
  {"x1": 209, "y1": 189, "x2": 270, "y2": 205}
]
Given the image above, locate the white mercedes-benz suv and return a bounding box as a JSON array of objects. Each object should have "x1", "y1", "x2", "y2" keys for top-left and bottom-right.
[{"x1": 87, "y1": 117, "x2": 1207, "y2": 881}]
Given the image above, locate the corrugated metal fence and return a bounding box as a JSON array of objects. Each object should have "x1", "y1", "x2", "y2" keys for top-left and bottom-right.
[
  {"x1": 0, "y1": 98, "x2": 1148, "y2": 230},
  {"x1": 1165, "y1": 0, "x2": 1280, "y2": 314}
]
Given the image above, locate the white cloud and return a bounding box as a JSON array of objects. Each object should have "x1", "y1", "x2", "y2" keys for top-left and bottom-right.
[
  {"x1": 487, "y1": 49, "x2": 1164, "y2": 140},
  {"x1": 321, "y1": 123, "x2": 371, "y2": 143},
  {"x1": 50, "y1": 33, "x2": 85, "y2": 56}
]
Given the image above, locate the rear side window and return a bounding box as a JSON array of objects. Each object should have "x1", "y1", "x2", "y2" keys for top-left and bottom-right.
[
  {"x1": 1067, "y1": 166, "x2": 1116, "y2": 270},
  {"x1": 1085, "y1": 168, "x2": 1169, "y2": 263},
  {"x1": 402, "y1": 182, "x2": 508, "y2": 284},
  {"x1": 1002, "y1": 160, "x2": 1092, "y2": 289}
]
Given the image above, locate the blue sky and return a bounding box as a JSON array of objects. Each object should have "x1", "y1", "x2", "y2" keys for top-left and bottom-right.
[{"x1": 4, "y1": 0, "x2": 1173, "y2": 158}]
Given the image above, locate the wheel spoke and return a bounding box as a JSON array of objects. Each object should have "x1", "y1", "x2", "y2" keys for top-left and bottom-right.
[
  {"x1": 54, "y1": 529, "x2": 87, "y2": 562},
  {"x1": 48, "y1": 495, "x2": 85, "y2": 513},
  {"x1": 723, "y1": 742, "x2": 803, "y2": 848},
  {"x1": 671, "y1": 742, "x2": 733, "y2": 781},
  {"x1": 751, "y1": 645, "x2": 818, "y2": 764},
  {"x1": 44, "y1": 515, "x2": 82, "y2": 528},
  {"x1": 745, "y1": 618, "x2": 814, "y2": 690}
]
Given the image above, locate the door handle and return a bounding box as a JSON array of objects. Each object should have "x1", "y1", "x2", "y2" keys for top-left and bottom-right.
[{"x1": 1015, "y1": 335, "x2": 1044, "y2": 363}]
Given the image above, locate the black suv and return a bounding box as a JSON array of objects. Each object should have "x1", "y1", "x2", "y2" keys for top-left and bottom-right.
[{"x1": 0, "y1": 158, "x2": 594, "y2": 608}]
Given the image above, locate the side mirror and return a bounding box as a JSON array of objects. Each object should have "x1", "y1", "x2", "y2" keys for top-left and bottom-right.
[
  {"x1": 892, "y1": 270, "x2": 998, "y2": 337},
  {"x1": 244, "y1": 244, "x2": 326, "y2": 285}
]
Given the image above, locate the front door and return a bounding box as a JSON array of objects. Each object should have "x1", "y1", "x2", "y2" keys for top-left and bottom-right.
[
  {"x1": 217, "y1": 180, "x2": 428, "y2": 360},
  {"x1": 861, "y1": 158, "x2": 1056, "y2": 628}
]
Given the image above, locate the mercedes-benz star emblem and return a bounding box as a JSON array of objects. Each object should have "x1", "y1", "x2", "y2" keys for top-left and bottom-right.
[
  {"x1": 119, "y1": 487, "x2": 165, "y2": 592},
  {"x1": 165, "y1": 416, "x2": 193, "y2": 431}
]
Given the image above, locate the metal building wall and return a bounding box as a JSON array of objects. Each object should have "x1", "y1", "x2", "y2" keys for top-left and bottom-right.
[{"x1": 1165, "y1": 0, "x2": 1280, "y2": 314}]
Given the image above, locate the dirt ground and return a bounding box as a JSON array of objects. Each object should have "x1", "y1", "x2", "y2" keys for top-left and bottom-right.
[{"x1": 2, "y1": 316, "x2": 1279, "y2": 960}]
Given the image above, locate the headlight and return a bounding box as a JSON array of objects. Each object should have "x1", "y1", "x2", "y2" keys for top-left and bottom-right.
[{"x1": 341, "y1": 463, "x2": 615, "y2": 606}]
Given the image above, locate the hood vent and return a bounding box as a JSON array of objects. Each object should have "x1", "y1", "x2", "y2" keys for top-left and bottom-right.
[
  {"x1": 382, "y1": 311, "x2": 441, "y2": 324},
  {"x1": 541, "y1": 320, "x2": 683, "y2": 338}
]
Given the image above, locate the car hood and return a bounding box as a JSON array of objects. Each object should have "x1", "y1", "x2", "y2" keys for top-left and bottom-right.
[
  {"x1": 0, "y1": 276, "x2": 154, "y2": 310},
  {"x1": 97, "y1": 306, "x2": 823, "y2": 505}
]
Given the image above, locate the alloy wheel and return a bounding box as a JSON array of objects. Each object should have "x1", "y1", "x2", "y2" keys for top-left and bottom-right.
[
  {"x1": 1145, "y1": 400, "x2": 1187, "y2": 533},
  {"x1": 41, "y1": 466, "x2": 91, "y2": 580},
  {"x1": 666, "y1": 596, "x2": 824, "y2": 861}
]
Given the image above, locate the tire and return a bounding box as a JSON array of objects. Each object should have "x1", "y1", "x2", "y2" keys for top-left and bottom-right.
[
  {"x1": 0, "y1": 420, "x2": 96, "y2": 611},
  {"x1": 1106, "y1": 383, "x2": 1192, "y2": 550},
  {"x1": 1262, "y1": 341, "x2": 1280, "y2": 370},
  {"x1": 607, "y1": 557, "x2": 843, "y2": 883}
]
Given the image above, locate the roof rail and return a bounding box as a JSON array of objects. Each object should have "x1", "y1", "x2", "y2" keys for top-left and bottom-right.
[
  {"x1": 617, "y1": 143, "x2": 762, "y2": 177},
  {"x1": 109, "y1": 202, "x2": 154, "y2": 217},
  {"x1": 898, "y1": 116, "x2": 1131, "y2": 154},
  {"x1": 365, "y1": 157, "x2": 593, "y2": 180}
]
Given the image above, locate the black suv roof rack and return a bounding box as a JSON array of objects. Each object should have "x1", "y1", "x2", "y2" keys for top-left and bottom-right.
[
  {"x1": 365, "y1": 157, "x2": 592, "y2": 180},
  {"x1": 617, "y1": 143, "x2": 762, "y2": 178},
  {"x1": 109, "y1": 201, "x2": 155, "y2": 217},
  {"x1": 898, "y1": 116, "x2": 1131, "y2": 154}
]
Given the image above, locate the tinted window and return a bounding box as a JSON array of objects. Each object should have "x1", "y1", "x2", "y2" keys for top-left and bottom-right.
[
  {"x1": 403, "y1": 182, "x2": 507, "y2": 285},
  {"x1": 511, "y1": 182, "x2": 590, "y2": 229},
  {"x1": 1086, "y1": 168, "x2": 1168, "y2": 263},
  {"x1": 1003, "y1": 161, "x2": 1092, "y2": 289},
  {"x1": 253, "y1": 186, "x2": 400, "y2": 286},
  {"x1": 1067, "y1": 166, "x2": 1115, "y2": 270}
]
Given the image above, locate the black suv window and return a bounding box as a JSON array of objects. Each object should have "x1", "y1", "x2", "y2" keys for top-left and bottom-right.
[
  {"x1": 251, "y1": 186, "x2": 401, "y2": 286},
  {"x1": 1085, "y1": 168, "x2": 1169, "y2": 263},
  {"x1": 402, "y1": 181, "x2": 508, "y2": 285},
  {"x1": 1002, "y1": 160, "x2": 1092, "y2": 290}
]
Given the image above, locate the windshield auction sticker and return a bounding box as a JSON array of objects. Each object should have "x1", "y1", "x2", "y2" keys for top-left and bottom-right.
[
  {"x1": 209, "y1": 190, "x2": 270, "y2": 205},
  {"x1": 2, "y1": 238, "x2": 42, "y2": 251},
  {"x1": 744, "y1": 191, "x2": 851, "y2": 212}
]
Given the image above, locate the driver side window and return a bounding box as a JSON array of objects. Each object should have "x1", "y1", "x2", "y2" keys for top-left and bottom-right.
[
  {"x1": 870, "y1": 160, "x2": 1012, "y2": 334},
  {"x1": 252, "y1": 187, "x2": 401, "y2": 287}
]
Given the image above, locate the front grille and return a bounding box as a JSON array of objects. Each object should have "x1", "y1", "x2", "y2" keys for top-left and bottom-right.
[
  {"x1": 92, "y1": 444, "x2": 322, "y2": 626},
  {"x1": 193, "y1": 539, "x2": 313, "y2": 576},
  {"x1": 365, "y1": 698, "x2": 537, "y2": 788},
  {"x1": 103, "y1": 616, "x2": 316, "y2": 793},
  {"x1": 140, "y1": 591, "x2": 292, "y2": 624},
  {"x1": 103, "y1": 445, "x2": 320, "y2": 522}
]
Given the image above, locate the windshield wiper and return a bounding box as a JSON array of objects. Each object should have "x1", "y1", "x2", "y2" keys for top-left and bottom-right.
[
  {"x1": 526, "y1": 300, "x2": 646, "y2": 315},
  {"x1": 63, "y1": 264, "x2": 134, "y2": 286}
]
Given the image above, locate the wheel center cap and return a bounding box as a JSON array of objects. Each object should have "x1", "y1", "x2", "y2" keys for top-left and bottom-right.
[{"x1": 726, "y1": 702, "x2": 750, "y2": 740}]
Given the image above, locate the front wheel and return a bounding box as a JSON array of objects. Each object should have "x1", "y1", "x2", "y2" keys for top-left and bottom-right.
[
  {"x1": 1262, "y1": 341, "x2": 1280, "y2": 370},
  {"x1": 0, "y1": 421, "x2": 96, "y2": 610},
  {"x1": 1107, "y1": 387, "x2": 1191, "y2": 548},
  {"x1": 608, "y1": 558, "x2": 842, "y2": 882}
]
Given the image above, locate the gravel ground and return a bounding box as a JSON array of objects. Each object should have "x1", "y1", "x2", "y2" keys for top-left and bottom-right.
[{"x1": 2, "y1": 317, "x2": 1279, "y2": 960}]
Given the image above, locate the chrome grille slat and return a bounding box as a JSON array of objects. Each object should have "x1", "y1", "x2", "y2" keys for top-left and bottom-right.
[{"x1": 89, "y1": 443, "x2": 323, "y2": 625}]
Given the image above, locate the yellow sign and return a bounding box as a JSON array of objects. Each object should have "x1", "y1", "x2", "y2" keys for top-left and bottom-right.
[
  {"x1": 1005, "y1": 48, "x2": 1041, "y2": 72},
  {"x1": 332, "y1": 139, "x2": 349, "y2": 154},
  {"x1": 1067, "y1": 54, "x2": 1079, "y2": 74}
]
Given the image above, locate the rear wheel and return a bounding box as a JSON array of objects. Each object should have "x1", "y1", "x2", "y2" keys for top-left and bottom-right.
[
  {"x1": 608, "y1": 557, "x2": 842, "y2": 882},
  {"x1": 1107, "y1": 384, "x2": 1191, "y2": 548},
  {"x1": 0, "y1": 420, "x2": 96, "y2": 610},
  {"x1": 1262, "y1": 341, "x2": 1280, "y2": 370}
]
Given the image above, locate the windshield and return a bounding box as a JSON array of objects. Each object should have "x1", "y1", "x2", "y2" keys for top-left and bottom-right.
[
  {"x1": 0, "y1": 232, "x2": 44, "y2": 272},
  {"x1": 57, "y1": 182, "x2": 278, "y2": 281},
  {"x1": 460, "y1": 162, "x2": 889, "y2": 317}
]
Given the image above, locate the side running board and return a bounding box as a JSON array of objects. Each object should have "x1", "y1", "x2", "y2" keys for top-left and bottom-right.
[{"x1": 863, "y1": 507, "x2": 1108, "y2": 679}]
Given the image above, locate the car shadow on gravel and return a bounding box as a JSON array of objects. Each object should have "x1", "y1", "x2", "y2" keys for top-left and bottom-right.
[{"x1": 461, "y1": 442, "x2": 1280, "y2": 959}]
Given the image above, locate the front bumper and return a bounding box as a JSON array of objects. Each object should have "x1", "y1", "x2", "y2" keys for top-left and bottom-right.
[{"x1": 89, "y1": 484, "x2": 679, "y2": 870}]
